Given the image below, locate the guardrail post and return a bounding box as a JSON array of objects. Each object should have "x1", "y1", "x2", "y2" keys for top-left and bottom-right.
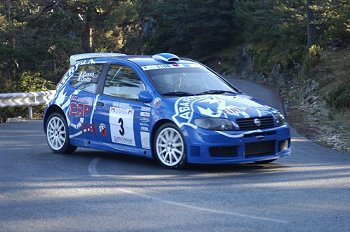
[{"x1": 28, "y1": 106, "x2": 33, "y2": 119}]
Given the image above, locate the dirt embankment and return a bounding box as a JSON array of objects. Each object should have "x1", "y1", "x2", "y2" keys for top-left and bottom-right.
[
  {"x1": 283, "y1": 48, "x2": 350, "y2": 153},
  {"x1": 228, "y1": 47, "x2": 350, "y2": 153}
]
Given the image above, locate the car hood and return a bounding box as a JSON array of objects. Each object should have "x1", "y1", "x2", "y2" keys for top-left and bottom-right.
[{"x1": 169, "y1": 94, "x2": 275, "y2": 127}]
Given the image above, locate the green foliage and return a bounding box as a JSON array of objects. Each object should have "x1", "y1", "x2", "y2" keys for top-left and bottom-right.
[
  {"x1": 234, "y1": 0, "x2": 350, "y2": 75},
  {"x1": 146, "y1": 0, "x2": 237, "y2": 58},
  {"x1": 311, "y1": 0, "x2": 350, "y2": 42},
  {"x1": 19, "y1": 71, "x2": 55, "y2": 92},
  {"x1": 303, "y1": 45, "x2": 323, "y2": 69},
  {"x1": 325, "y1": 82, "x2": 350, "y2": 111},
  {"x1": 234, "y1": 0, "x2": 307, "y2": 72}
]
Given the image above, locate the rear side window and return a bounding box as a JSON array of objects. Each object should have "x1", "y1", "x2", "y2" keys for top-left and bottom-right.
[
  {"x1": 70, "y1": 64, "x2": 104, "y2": 93},
  {"x1": 103, "y1": 64, "x2": 145, "y2": 100}
]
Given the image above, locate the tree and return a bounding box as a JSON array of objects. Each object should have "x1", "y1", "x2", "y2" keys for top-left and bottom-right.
[
  {"x1": 306, "y1": 0, "x2": 316, "y2": 48},
  {"x1": 146, "y1": 0, "x2": 237, "y2": 58},
  {"x1": 234, "y1": 0, "x2": 350, "y2": 74}
]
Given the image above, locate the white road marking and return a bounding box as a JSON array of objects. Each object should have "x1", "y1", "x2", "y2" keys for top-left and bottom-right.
[
  {"x1": 88, "y1": 157, "x2": 288, "y2": 224},
  {"x1": 118, "y1": 188, "x2": 288, "y2": 223},
  {"x1": 88, "y1": 157, "x2": 101, "y2": 177},
  {"x1": 0, "y1": 135, "x2": 44, "y2": 138}
]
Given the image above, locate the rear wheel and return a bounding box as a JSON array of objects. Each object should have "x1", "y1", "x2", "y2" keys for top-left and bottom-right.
[
  {"x1": 154, "y1": 123, "x2": 186, "y2": 169},
  {"x1": 45, "y1": 113, "x2": 77, "y2": 154}
]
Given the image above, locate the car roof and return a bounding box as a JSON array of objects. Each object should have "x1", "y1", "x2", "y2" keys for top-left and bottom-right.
[{"x1": 70, "y1": 53, "x2": 197, "y2": 67}]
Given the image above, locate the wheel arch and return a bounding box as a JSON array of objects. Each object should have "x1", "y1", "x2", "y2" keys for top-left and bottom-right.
[
  {"x1": 150, "y1": 119, "x2": 175, "y2": 155},
  {"x1": 43, "y1": 105, "x2": 66, "y2": 133}
]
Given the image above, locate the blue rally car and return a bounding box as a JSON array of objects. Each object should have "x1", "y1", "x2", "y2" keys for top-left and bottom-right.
[{"x1": 44, "y1": 53, "x2": 291, "y2": 168}]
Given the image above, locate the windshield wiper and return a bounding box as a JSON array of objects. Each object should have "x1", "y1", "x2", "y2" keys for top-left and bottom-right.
[
  {"x1": 163, "y1": 91, "x2": 194, "y2": 96},
  {"x1": 196, "y1": 90, "x2": 237, "y2": 95}
]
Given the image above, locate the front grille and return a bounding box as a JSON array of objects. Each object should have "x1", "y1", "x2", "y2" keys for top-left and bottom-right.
[
  {"x1": 236, "y1": 116, "x2": 274, "y2": 130},
  {"x1": 210, "y1": 146, "x2": 238, "y2": 157},
  {"x1": 245, "y1": 141, "x2": 275, "y2": 157}
]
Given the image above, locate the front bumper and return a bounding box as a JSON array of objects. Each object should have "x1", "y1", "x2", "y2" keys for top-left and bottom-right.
[{"x1": 183, "y1": 125, "x2": 291, "y2": 164}]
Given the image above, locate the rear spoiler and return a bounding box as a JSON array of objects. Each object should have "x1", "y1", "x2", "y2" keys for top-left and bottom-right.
[{"x1": 69, "y1": 53, "x2": 126, "y2": 65}]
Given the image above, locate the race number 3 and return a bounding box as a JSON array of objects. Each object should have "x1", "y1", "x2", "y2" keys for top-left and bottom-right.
[
  {"x1": 118, "y1": 118, "x2": 125, "y2": 136},
  {"x1": 110, "y1": 107, "x2": 135, "y2": 146}
]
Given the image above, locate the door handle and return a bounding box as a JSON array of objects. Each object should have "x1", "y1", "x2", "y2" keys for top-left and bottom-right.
[{"x1": 96, "y1": 101, "x2": 104, "y2": 108}]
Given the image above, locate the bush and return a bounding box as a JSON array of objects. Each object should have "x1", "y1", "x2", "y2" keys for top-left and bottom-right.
[
  {"x1": 19, "y1": 72, "x2": 55, "y2": 92},
  {"x1": 0, "y1": 72, "x2": 55, "y2": 122},
  {"x1": 325, "y1": 83, "x2": 350, "y2": 111}
]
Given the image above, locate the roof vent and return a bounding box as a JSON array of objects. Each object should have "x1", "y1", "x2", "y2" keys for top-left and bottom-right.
[
  {"x1": 70, "y1": 53, "x2": 126, "y2": 65},
  {"x1": 152, "y1": 53, "x2": 180, "y2": 62}
]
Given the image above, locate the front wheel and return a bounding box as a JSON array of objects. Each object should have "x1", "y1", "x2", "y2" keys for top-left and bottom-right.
[
  {"x1": 154, "y1": 123, "x2": 187, "y2": 169},
  {"x1": 45, "y1": 113, "x2": 77, "y2": 154}
]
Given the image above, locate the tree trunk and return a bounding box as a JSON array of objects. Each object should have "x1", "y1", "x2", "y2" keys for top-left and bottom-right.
[
  {"x1": 7, "y1": 0, "x2": 17, "y2": 80},
  {"x1": 82, "y1": 13, "x2": 93, "y2": 53},
  {"x1": 306, "y1": 0, "x2": 316, "y2": 48}
]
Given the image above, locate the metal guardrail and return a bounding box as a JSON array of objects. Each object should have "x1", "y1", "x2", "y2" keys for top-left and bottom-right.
[{"x1": 0, "y1": 90, "x2": 56, "y2": 119}]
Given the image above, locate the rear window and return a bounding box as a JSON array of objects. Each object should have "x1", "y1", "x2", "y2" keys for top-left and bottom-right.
[{"x1": 70, "y1": 64, "x2": 104, "y2": 93}]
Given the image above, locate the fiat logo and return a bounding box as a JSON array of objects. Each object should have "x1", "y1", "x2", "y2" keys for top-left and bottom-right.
[{"x1": 254, "y1": 118, "x2": 261, "y2": 127}]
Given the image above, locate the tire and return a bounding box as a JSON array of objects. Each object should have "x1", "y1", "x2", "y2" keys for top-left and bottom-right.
[
  {"x1": 255, "y1": 159, "x2": 277, "y2": 164},
  {"x1": 153, "y1": 123, "x2": 187, "y2": 169},
  {"x1": 45, "y1": 112, "x2": 77, "y2": 154}
]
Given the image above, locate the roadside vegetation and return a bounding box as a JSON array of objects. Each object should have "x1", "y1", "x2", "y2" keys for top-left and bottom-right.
[{"x1": 0, "y1": 0, "x2": 349, "y2": 151}]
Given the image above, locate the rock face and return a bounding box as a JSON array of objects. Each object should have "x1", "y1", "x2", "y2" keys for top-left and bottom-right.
[
  {"x1": 236, "y1": 48, "x2": 252, "y2": 76},
  {"x1": 270, "y1": 64, "x2": 282, "y2": 84},
  {"x1": 235, "y1": 48, "x2": 268, "y2": 84}
]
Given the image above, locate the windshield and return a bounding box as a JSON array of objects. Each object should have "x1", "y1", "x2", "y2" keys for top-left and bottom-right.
[{"x1": 145, "y1": 66, "x2": 238, "y2": 96}]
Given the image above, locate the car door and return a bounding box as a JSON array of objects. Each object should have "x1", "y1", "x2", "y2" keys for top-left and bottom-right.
[{"x1": 92, "y1": 63, "x2": 151, "y2": 155}]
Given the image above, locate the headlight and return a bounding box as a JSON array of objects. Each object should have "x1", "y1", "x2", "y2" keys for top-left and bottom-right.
[
  {"x1": 194, "y1": 118, "x2": 234, "y2": 131},
  {"x1": 274, "y1": 112, "x2": 286, "y2": 126}
]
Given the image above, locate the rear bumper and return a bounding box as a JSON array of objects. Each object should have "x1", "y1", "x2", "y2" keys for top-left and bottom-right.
[{"x1": 183, "y1": 125, "x2": 291, "y2": 164}]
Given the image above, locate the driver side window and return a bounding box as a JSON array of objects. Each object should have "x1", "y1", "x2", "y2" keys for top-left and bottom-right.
[{"x1": 103, "y1": 64, "x2": 145, "y2": 100}]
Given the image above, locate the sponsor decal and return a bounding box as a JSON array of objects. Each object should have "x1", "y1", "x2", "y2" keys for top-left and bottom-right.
[
  {"x1": 70, "y1": 102, "x2": 90, "y2": 117},
  {"x1": 69, "y1": 117, "x2": 84, "y2": 130},
  {"x1": 57, "y1": 59, "x2": 96, "y2": 90},
  {"x1": 140, "y1": 131, "x2": 150, "y2": 149},
  {"x1": 221, "y1": 105, "x2": 248, "y2": 117},
  {"x1": 140, "y1": 126, "x2": 149, "y2": 132},
  {"x1": 77, "y1": 71, "x2": 95, "y2": 82},
  {"x1": 69, "y1": 96, "x2": 93, "y2": 119},
  {"x1": 110, "y1": 106, "x2": 135, "y2": 146},
  {"x1": 172, "y1": 96, "x2": 207, "y2": 128},
  {"x1": 54, "y1": 88, "x2": 69, "y2": 107},
  {"x1": 141, "y1": 106, "x2": 151, "y2": 112},
  {"x1": 71, "y1": 95, "x2": 93, "y2": 104},
  {"x1": 140, "y1": 117, "x2": 150, "y2": 123},
  {"x1": 153, "y1": 97, "x2": 161, "y2": 108},
  {"x1": 172, "y1": 95, "x2": 261, "y2": 129},
  {"x1": 141, "y1": 63, "x2": 202, "y2": 71},
  {"x1": 140, "y1": 111, "x2": 151, "y2": 117},
  {"x1": 82, "y1": 123, "x2": 96, "y2": 134},
  {"x1": 140, "y1": 122, "x2": 149, "y2": 127},
  {"x1": 99, "y1": 123, "x2": 107, "y2": 137}
]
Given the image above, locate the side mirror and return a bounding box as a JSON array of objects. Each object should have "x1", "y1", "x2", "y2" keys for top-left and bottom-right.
[{"x1": 138, "y1": 91, "x2": 153, "y2": 103}]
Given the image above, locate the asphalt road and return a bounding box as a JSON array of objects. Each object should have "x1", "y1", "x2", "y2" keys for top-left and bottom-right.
[{"x1": 0, "y1": 79, "x2": 349, "y2": 232}]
